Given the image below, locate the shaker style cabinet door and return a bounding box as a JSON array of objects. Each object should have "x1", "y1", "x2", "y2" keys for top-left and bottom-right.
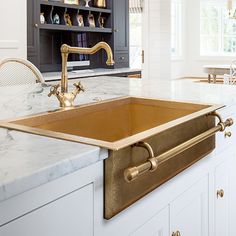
[
  {"x1": 214, "y1": 154, "x2": 236, "y2": 236},
  {"x1": 0, "y1": 184, "x2": 94, "y2": 236},
  {"x1": 27, "y1": 0, "x2": 39, "y2": 67},
  {"x1": 131, "y1": 206, "x2": 169, "y2": 236},
  {"x1": 170, "y1": 176, "x2": 209, "y2": 236},
  {"x1": 112, "y1": 0, "x2": 129, "y2": 68},
  {"x1": 113, "y1": 0, "x2": 129, "y2": 51},
  {"x1": 214, "y1": 158, "x2": 230, "y2": 236}
]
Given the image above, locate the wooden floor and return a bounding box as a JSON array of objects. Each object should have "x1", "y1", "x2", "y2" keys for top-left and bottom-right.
[{"x1": 179, "y1": 77, "x2": 227, "y2": 84}]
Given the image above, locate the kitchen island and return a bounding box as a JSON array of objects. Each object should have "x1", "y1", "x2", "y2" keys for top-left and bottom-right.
[{"x1": 0, "y1": 76, "x2": 236, "y2": 235}]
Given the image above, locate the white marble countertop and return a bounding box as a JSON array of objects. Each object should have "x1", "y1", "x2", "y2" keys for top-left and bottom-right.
[
  {"x1": 43, "y1": 68, "x2": 141, "y2": 81},
  {"x1": 1, "y1": 76, "x2": 236, "y2": 203},
  {"x1": 203, "y1": 65, "x2": 230, "y2": 69}
]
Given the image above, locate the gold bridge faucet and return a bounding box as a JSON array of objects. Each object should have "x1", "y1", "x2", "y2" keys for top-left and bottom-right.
[{"x1": 48, "y1": 42, "x2": 115, "y2": 108}]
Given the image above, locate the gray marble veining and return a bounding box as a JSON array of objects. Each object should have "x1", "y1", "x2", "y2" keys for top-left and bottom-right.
[{"x1": 1, "y1": 76, "x2": 236, "y2": 203}]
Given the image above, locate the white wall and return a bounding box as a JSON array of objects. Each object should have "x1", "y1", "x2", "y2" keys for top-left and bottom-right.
[
  {"x1": 143, "y1": 0, "x2": 171, "y2": 80},
  {"x1": 172, "y1": 0, "x2": 235, "y2": 79},
  {"x1": 0, "y1": 0, "x2": 27, "y2": 59},
  {"x1": 171, "y1": 0, "x2": 187, "y2": 79},
  {"x1": 160, "y1": 0, "x2": 171, "y2": 80}
]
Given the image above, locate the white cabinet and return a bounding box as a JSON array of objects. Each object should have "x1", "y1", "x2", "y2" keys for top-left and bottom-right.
[
  {"x1": 214, "y1": 158, "x2": 230, "y2": 236},
  {"x1": 170, "y1": 176, "x2": 208, "y2": 236},
  {"x1": 214, "y1": 153, "x2": 236, "y2": 236},
  {"x1": 131, "y1": 176, "x2": 209, "y2": 236},
  {"x1": 0, "y1": 184, "x2": 94, "y2": 236},
  {"x1": 131, "y1": 207, "x2": 169, "y2": 236}
]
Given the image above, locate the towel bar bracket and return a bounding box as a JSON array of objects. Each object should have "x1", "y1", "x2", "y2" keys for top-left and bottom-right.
[{"x1": 124, "y1": 112, "x2": 234, "y2": 183}]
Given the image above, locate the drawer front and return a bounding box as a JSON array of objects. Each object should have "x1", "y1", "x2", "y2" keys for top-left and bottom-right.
[
  {"x1": 0, "y1": 184, "x2": 93, "y2": 236},
  {"x1": 114, "y1": 52, "x2": 129, "y2": 68}
]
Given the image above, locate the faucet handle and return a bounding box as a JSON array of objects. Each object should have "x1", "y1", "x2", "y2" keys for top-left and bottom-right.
[
  {"x1": 73, "y1": 82, "x2": 85, "y2": 93},
  {"x1": 48, "y1": 84, "x2": 60, "y2": 97}
]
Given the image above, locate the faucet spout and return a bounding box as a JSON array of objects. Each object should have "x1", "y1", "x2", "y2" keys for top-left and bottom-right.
[
  {"x1": 49, "y1": 42, "x2": 115, "y2": 108},
  {"x1": 61, "y1": 42, "x2": 115, "y2": 93}
]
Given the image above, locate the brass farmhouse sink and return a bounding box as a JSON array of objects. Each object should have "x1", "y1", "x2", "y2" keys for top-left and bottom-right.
[
  {"x1": 1, "y1": 96, "x2": 221, "y2": 150},
  {"x1": 1, "y1": 96, "x2": 231, "y2": 219}
]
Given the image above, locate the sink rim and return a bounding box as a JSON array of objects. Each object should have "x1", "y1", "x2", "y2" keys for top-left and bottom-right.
[{"x1": 0, "y1": 96, "x2": 224, "y2": 150}]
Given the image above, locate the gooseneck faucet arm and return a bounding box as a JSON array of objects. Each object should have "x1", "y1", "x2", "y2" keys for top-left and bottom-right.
[
  {"x1": 48, "y1": 42, "x2": 115, "y2": 108},
  {"x1": 61, "y1": 42, "x2": 115, "y2": 93}
]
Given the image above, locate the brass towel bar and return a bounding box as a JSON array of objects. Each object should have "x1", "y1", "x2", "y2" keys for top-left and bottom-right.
[{"x1": 124, "y1": 113, "x2": 233, "y2": 182}]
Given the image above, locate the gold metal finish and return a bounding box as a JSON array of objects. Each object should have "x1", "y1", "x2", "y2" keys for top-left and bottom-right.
[
  {"x1": 48, "y1": 82, "x2": 85, "y2": 108},
  {"x1": 0, "y1": 97, "x2": 229, "y2": 219},
  {"x1": 50, "y1": 41, "x2": 114, "y2": 108},
  {"x1": 224, "y1": 131, "x2": 232, "y2": 138},
  {"x1": 94, "y1": 0, "x2": 106, "y2": 8},
  {"x1": 105, "y1": 114, "x2": 217, "y2": 219},
  {"x1": 172, "y1": 231, "x2": 181, "y2": 236},
  {"x1": 124, "y1": 114, "x2": 233, "y2": 182},
  {"x1": 210, "y1": 111, "x2": 224, "y2": 125},
  {"x1": 61, "y1": 42, "x2": 114, "y2": 93},
  {"x1": 0, "y1": 97, "x2": 221, "y2": 151},
  {"x1": 217, "y1": 189, "x2": 225, "y2": 198}
]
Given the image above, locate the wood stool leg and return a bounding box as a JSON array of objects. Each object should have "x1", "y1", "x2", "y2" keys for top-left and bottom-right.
[
  {"x1": 213, "y1": 75, "x2": 217, "y2": 83},
  {"x1": 208, "y1": 74, "x2": 211, "y2": 83}
]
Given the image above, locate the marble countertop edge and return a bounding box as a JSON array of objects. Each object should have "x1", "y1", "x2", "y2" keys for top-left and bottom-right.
[{"x1": 0, "y1": 146, "x2": 107, "y2": 203}]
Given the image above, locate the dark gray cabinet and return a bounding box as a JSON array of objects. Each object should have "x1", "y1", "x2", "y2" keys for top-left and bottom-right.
[
  {"x1": 113, "y1": 0, "x2": 129, "y2": 51},
  {"x1": 27, "y1": 0, "x2": 129, "y2": 71},
  {"x1": 112, "y1": 0, "x2": 129, "y2": 68},
  {"x1": 27, "y1": 0, "x2": 40, "y2": 67}
]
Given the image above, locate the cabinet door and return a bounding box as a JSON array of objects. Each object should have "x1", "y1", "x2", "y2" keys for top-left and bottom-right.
[
  {"x1": 27, "y1": 0, "x2": 39, "y2": 67},
  {"x1": 113, "y1": 0, "x2": 129, "y2": 52},
  {"x1": 0, "y1": 184, "x2": 93, "y2": 236},
  {"x1": 170, "y1": 176, "x2": 208, "y2": 236},
  {"x1": 215, "y1": 159, "x2": 230, "y2": 236},
  {"x1": 131, "y1": 206, "x2": 169, "y2": 236},
  {"x1": 215, "y1": 155, "x2": 236, "y2": 236}
]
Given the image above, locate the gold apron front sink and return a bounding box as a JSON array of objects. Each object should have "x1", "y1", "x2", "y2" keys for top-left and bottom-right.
[
  {"x1": 1, "y1": 96, "x2": 221, "y2": 150},
  {"x1": 0, "y1": 96, "x2": 225, "y2": 219}
]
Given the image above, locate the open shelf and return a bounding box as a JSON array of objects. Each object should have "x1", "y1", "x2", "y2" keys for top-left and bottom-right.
[
  {"x1": 39, "y1": 23, "x2": 113, "y2": 33},
  {"x1": 40, "y1": 1, "x2": 112, "y2": 13}
]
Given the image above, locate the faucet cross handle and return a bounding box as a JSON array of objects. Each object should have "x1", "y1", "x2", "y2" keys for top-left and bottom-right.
[
  {"x1": 48, "y1": 84, "x2": 60, "y2": 97},
  {"x1": 73, "y1": 82, "x2": 85, "y2": 93}
]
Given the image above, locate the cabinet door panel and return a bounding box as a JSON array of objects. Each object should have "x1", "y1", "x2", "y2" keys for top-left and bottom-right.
[
  {"x1": 113, "y1": 0, "x2": 129, "y2": 51},
  {"x1": 215, "y1": 154, "x2": 236, "y2": 236},
  {"x1": 170, "y1": 176, "x2": 208, "y2": 236},
  {"x1": 228, "y1": 154, "x2": 236, "y2": 236},
  {"x1": 0, "y1": 184, "x2": 93, "y2": 236},
  {"x1": 215, "y1": 159, "x2": 230, "y2": 236},
  {"x1": 131, "y1": 206, "x2": 169, "y2": 236},
  {"x1": 27, "y1": 0, "x2": 39, "y2": 67}
]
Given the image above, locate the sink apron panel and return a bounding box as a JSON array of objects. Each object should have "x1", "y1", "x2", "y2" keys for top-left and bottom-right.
[{"x1": 104, "y1": 115, "x2": 215, "y2": 219}]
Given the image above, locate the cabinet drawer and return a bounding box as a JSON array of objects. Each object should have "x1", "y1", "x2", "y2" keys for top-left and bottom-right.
[
  {"x1": 115, "y1": 52, "x2": 129, "y2": 63},
  {"x1": 0, "y1": 184, "x2": 94, "y2": 236},
  {"x1": 170, "y1": 176, "x2": 209, "y2": 236},
  {"x1": 114, "y1": 52, "x2": 129, "y2": 68},
  {"x1": 131, "y1": 206, "x2": 169, "y2": 236}
]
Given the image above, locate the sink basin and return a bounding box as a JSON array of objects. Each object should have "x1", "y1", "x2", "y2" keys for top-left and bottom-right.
[
  {"x1": 1, "y1": 96, "x2": 221, "y2": 150},
  {"x1": 0, "y1": 96, "x2": 224, "y2": 219}
]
